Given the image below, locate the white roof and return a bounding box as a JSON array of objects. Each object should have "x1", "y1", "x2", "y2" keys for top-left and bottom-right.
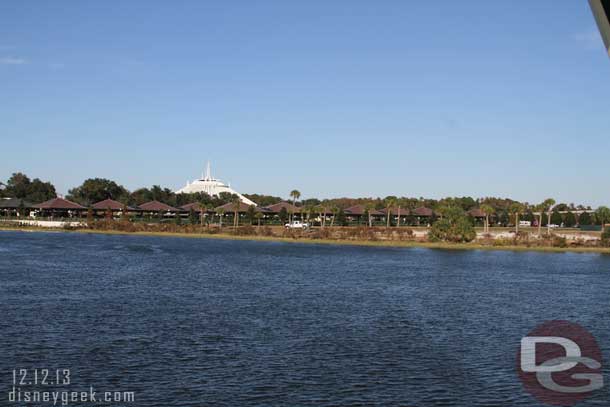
[{"x1": 175, "y1": 162, "x2": 256, "y2": 206}]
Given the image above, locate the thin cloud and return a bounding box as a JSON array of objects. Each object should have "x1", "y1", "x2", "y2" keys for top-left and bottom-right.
[{"x1": 0, "y1": 56, "x2": 27, "y2": 65}]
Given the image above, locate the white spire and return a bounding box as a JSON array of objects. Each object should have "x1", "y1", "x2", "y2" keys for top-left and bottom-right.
[{"x1": 205, "y1": 161, "x2": 212, "y2": 180}]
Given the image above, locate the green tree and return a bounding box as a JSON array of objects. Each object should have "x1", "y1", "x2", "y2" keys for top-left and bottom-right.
[
  {"x1": 428, "y1": 206, "x2": 476, "y2": 243},
  {"x1": 86, "y1": 207, "x2": 94, "y2": 226},
  {"x1": 217, "y1": 207, "x2": 225, "y2": 228},
  {"x1": 279, "y1": 207, "x2": 289, "y2": 225},
  {"x1": 337, "y1": 208, "x2": 347, "y2": 226},
  {"x1": 247, "y1": 205, "x2": 257, "y2": 225},
  {"x1": 550, "y1": 211, "x2": 563, "y2": 226},
  {"x1": 535, "y1": 198, "x2": 555, "y2": 235},
  {"x1": 289, "y1": 189, "x2": 301, "y2": 222},
  {"x1": 579, "y1": 211, "x2": 592, "y2": 226},
  {"x1": 364, "y1": 202, "x2": 376, "y2": 227},
  {"x1": 480, "y1": 204, "x2": 495, "y2": 233},
  {"x1": 232, "y1": 196, "x2": 242, "y2": 228},
  {"x1": 564, "y1": 211, "x2": 576, "y2": 227},
  {"x1": 385, "y1": 198, "x2": 397, "y2": 228},
  {"x1": 595, "y1": 206, "x2": 610, "y2": 232},
  {"x1": 189, "y1": 208, "x2": 197, "y2": 225},
  {"x1": 67, "y1": 178, "x2": 129, "y2": 205},
  {"x1": 5, "y1": 172, "x2": 56, "y2": 202},
  {"x1": 254, "y1": 211, "x2": 263, "y2": 228},
  {"x1": 509, "y1": 202, "x2": 525, "y2": 233}
]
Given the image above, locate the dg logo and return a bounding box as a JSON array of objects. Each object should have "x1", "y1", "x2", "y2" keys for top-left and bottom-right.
[{"x1": 517, "y1": 320, "x2": 604, "y2": 406}]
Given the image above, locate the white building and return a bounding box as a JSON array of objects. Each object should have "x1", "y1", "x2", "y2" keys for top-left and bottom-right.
[{"x1": 175, "y1": 162, "x2": 256, "y2": 206}]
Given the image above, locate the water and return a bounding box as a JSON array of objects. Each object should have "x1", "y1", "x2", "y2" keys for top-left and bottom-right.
[{"x1": 1, "y1": 230, "x2": 609, "y2": 406}]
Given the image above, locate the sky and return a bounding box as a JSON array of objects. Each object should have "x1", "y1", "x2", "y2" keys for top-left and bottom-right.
[{"x1": 1, "y1": 1, "x2": 609, "y2": 205}]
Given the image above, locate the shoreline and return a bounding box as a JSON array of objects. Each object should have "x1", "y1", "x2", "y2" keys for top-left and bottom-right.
[{"x1": 1, "y1": 225, "x2": 609, "y2": 255}]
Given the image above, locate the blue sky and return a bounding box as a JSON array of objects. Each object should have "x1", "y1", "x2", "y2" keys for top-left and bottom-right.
[{"x1": 1, "y1": 1, "x2": 609, "y2": 205}]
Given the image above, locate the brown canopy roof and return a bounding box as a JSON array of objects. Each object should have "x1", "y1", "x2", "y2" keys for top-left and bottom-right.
[
  {"x1": 92, "y1": 199, "x2": 128, "y2": 210},
  {"x1": 468, "y1": 208, "x2": 486, "y2": 218},
  {"x1": 215, "y1": 202, "x2": 258, "y2": 213},
  {"x1": 412, "y1": 207, "x2": 434, "y2": 217},
  {"x1": 180, "y1": 202, "x2": 207, "y2": 212},
  {"x1": 138, "y1": 200, "x2": 178, "y2": 212},
  {"x1": 380, "y1": 207, "x2": 410, "y2": 216},
  {"x1": 263, "y1": 201, "x2": 301, "y2": 213},
  {"x1": 344, "y1": 205, "x2": 384, "y2": 216},
  {"x1": 35, "y1": 197, "x2": 85, "y2": 210},
  {"x1": 0, "y1": 198, "x2": 33, "y2": 208}
]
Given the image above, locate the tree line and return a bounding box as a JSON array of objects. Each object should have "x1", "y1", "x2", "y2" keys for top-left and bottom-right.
[{"x1": 1, "y1": 172, "x2": 607, "y2": 227}]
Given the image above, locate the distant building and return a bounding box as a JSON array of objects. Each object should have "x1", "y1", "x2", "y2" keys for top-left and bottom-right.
[{"x1": 175, "y1": 162, "x2": 256, "y2": 206}]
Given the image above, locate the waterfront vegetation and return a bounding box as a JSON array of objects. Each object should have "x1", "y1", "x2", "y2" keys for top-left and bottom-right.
[{"x1": 2, "y1": 172, "x2": 610, "y2": 251}]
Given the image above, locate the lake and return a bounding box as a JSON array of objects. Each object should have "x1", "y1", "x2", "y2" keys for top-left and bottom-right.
[{"x1": 1, "y1": 230, "x2": 609, "y2": 406}]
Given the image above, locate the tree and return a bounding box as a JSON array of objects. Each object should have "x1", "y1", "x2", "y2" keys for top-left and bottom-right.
[
  {"x1": 247, "y1": 205, "x2": 256, "y2": 225},
  {"x1": 198, "y1": 202, "x2": 207, "y2": 226},
  {"x1": 289, "y1": 189, "x2": 301, "y2": 222},
  {"x1": 550, "y1": 211, "x2": 563, "y2": 226},
  {"x1": 86, "y1": 207, "x2": 94, "y2": 226},
  {"x1": 535, "y1": 198, "x2": 555, "y2": 236},
  {"x1": 385, "y1": 198, "x2": 397, "y2": 228},
  {"x1": 67, "y1": 178, "x2": 129, "y2": 205},
  {"x1": 5, "y1": 172, "x2": 31, "y2": 198},
  {"x1": 480, "y1": 204, "x2": 495, "y2": 233},
  {"x1": 174, "y1": 211, "x2": 182, "y2": 225},
  {"x1": 544, "y1": 198, "x2": 556, "y2": 234},
  {"x1": 304, "y1": 205, "x2": 315, "y2": 225},
  {"x1": 428, "y1": 206, "x2": 476, "y2": 243},
  {"x1": 121, "y1": 204, "x2": 130, "y2": 222},
  {"x1": 254, "y1": 211, "x2": 263, "y2": 228},
  {"x1": 509, "y1": 202, "x2": 525, "y2": 233},
  {"x1": 579, "y1": 211, "x2": 592, "y2": 226},
  {"x1": 216, "y1": 207, "x2": 225, "y2": 228},
  {"x1": 396, "y1": 205, "x2": 403, "y2": 228},
  {"x1": 330, "y1": 206, "x2": 339, "y2": 227},
  {"x1": 364, "y1": 202, "x2": 376, "y2": 228},
  {"x1": 5, "y1": 172, "x2": 56, "y2": 202},
  {"x1": 189, "y1": 208, "x2": 197, "y2": 225},
  {"x1": 279, "y1": 207, "x2": 289, "y2": 225},
  {"x1": 232, "y1": 196, "x2": 242, "y2": 228},
  {"x1": 564, "y1": 211, "x2": 576, "y2": 227},
  {"x1": 337, "y1": 208, "x2": 347, "y2": 226},
  {"x1": 595, "y1": 206, "x2": 610, "y2": 232}
]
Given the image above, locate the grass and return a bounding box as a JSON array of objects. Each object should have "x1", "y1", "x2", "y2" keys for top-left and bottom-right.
[{"x1": 1, "y1": 224, "x2": 609, "y2": 255}]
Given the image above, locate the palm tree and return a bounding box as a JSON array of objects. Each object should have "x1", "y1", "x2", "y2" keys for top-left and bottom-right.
[
  {"x1": 216, "y1": 207, "x2": 225, "y2": 229},
  {"x1": 330, "y1": 206, "x2": 339, "y2": 227},
  {"x1": 198, "y1": 202, "x2": 207, "y2": 227},
  {"x1": 289, "y1": 189, "x2": 301, "y2": 222},
  {"x1": 254, "y1": 211, "x2": 263, "y2": 229},
  {"x1": 536, "y1": 198, "x2": 555, "y2": 236},
  {"x1": 303, "y1": 205, "x2": 314, "y2": 225},
  {"x1": 232, "y1": 196, "x2": 242, "y2": 228},
  {"x1": 544, "y1": 198, "x2": 556, "y2": 235},
  {"x1": 396, "y1": 205, "x2": 402, "y2": 228},
  {"x1": 480, "y1": 204, "x2": 495, "y2": 233},
  {"x1": 595, "y1": 206, "x2": 610, "y2": 233},
  {"x1": 509, "y1": 202, "x2": 524, "y2": 233},
  {"x1": 364, "y1": 202, "x2": 376, "y2": 228},
  {"x1": 385, "y1": 198, "x2": 397, "y2": 228}
]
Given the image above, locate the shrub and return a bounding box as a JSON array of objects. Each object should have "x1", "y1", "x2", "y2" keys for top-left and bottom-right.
[
  {"x1": 428, "y1": 207, "x2": 476, "y2": 243},
  {"x1": 551, "y1": 235, "x2": 568, "y2": 248}
]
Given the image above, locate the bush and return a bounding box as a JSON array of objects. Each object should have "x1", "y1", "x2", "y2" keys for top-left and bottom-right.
[
  {"x1": 551, "y1": 235, "x2": 567, "y2": 248},
  {"x1": 428, "y1": 207, "x2": 476, "y2": 243}
]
